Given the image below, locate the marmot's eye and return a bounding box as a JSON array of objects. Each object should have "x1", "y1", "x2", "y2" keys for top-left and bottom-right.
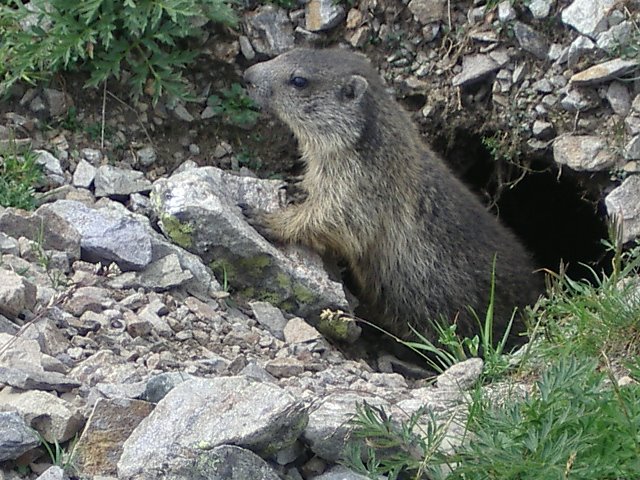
[{"x1": 290, "y1": 76, "x2": 308, "y2": 89}]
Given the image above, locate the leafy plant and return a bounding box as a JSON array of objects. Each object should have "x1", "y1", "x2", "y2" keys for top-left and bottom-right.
[
  {"x1": 343, "y1": 402, "x2": 452, "y2": 480},
  {"x1": 0, "y1": 0, "x2": 237, "y2": 103},
  {"x1": 0, "y1": 147, "x2": 43, "y2": 210},
  {"x1": 450, "y1": 357, "x2": 640, "y2": 480},
  {"x1": 207, "y1": 82, "x2": 259, "y2": 127}
]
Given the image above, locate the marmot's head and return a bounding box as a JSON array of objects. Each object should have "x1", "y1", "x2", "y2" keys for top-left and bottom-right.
[{"x1": 244, "y1": 48, "x2": 382, "y2": 151}]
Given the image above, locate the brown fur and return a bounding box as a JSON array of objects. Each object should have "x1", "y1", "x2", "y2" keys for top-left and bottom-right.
[{"x1": 243, "y1": 48, "x2": 542, "y2": 345}]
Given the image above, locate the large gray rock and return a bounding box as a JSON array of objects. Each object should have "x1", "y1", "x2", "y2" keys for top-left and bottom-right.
[
  {"x1": 151, "y1": 166, "x2": 348, "y2": 322},
  {"x1": 0, "y1": 411, "x2": 40, "y2": 461},
  {"x1": 33, "y1": 466, "x2": 65, "y2": 480},
  {"x1": 45, "y1": 199, "x2": 153, "y2": 271},
  {"x1": 605, "y1": 175, "x2": 640, "y2": 243},
  {"x1": 117, "y1": 376, "x2": 307, "y2": 480},
  {"x1": 0, "y1": 269, "x2": 37, "y2": 318},
  {"x1": 0, "y1": 389, "x2": 85, "y2": 443},
  {"x1": 570, "y1": 59, "x2": 638, "y2": 86},
  {"x1": 311, "y1": 466, "x2": 372, "y2": 480},
  {"x1": 561, "y1": 0, "x2": 615, "y2": 36},
  {"x1": 186, "y1": 445, "x2": 281, "y2": 480},
  {"x1": 452, "y1": 54, "x2": 501, "y2": 87},
  {"x1": 408, "y1": 0, "x2": 446, "y2": 24},
  {"x1": 553, "y1": 135, "x2": 617, "y2": 171},
  {"x1": 244, "y1": 5, "x2": 295, "y2": 56}
]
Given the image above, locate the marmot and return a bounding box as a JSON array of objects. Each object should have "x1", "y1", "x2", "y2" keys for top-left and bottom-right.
[{"x1": 243, "y1": 48, "x2": 542, "y2": 346}]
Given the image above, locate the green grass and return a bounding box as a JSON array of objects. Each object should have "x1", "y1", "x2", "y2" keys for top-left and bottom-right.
[
  {"x1": 0, "y1": 148, "x2": 43, "y2": 210},
  {"x1": 343, "y1": 226, "x2": 640, "y2": 480}
]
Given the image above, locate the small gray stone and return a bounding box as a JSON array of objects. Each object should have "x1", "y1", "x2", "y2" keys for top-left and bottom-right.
[
  {"x1": 532, "y1": 120, "x2": 554, "y2": 139},
  {"x1": 265, "y1": 357, "x2": 305, "y2": 378},
  {"x1": 113, "y1": 254, "x2": 193, "y2": 292},
  {"x1": 173, "y1": 104, "x2": 194, "y2": 122},
  {"x1": 497, "y1": 1, "x2": 516, "y2": 22},
  {"x1": 408, "y1": 0, "x2": 446, "y2": 24},
  {"x1": 34, "y1": 150, "x2": 64, "y2": 177},
  {"x1": 250, "y1": 301, "x2": 288, "y2": 339},
  {"x1": 567, "y1": 36, "x2": 596, "y2": 68},
  {"x1": 606, "y1": 81, "x2": 632, "y2": 116},
  {"x1": 605, "y1": 175, "x2": 640, "y2": 243},
  {"x1": 436, "y1": 358, "x2": 484, "y2": 390},
  {"x1": 43, "y1": 88, "x2": 73, "y2": 117},
  {"x1": 570, "y1": 58, "x2": 638, "y2": 86},
  {"x1": 624, "y1": 135, "x2": 640, "y2": 160},
  {"x1": 244, "y1": 5, "x2": 295, "y2": 56},
  {"x1": 452, "y1": 54, "x2": 500, "y2": 86},
  {"x1": 34, "y1": 466, "x2": 65, "y2": 480},
  {"x1": 80, "y1": 148, "x2": 103, "y2": 164},
  {"x1": 284, "y1": 317, "x2": 322, "y2": 344},
  {"x1": 596, "y1": 20, "x2": 633, "y2": 50},
  {"x1": 306, "y1": 0, "x2": 346, "y2": 31},
  {"x1": 192, "y1": 445, "x2": 282, "y2": 480},
  {"x1": 528, "y1": 0, "x2": 553, "y2": 18},
  {"x1": 561, "y1": 0, "x2": 615, "y2": 36},
  {"x1": 512, "y1": 21, "x2": 548, "y2": 60},
  {"x1": 94, "y1": 165, "x2": 152, "y2": 198},
  {"x1": 136, "y1": 146, "x2": 157, "y2": 168},
  {"x1": 239, "y1": 35, "x2": 256, "y2": 60},
  {"x1": 0, "y1": 411, "x2": 40, "y2": 462},
  {"x1": 560, "y1": 89, "x2": 598, "y2": 112},
  {"x1": 0, "y1": 270, "x2": 37, "y2": 318},
  {"x1": 0, "y1": 232, "x2": 19, "y2": 256},
  {"x1": 311, "y1": 466, "x2": 371, "y2": 480},
  {"x1": 553, "y1": 135, "x2": 617, "y2": 171},
  {"x1": 73, "y1": 159, "x2": 97, "y2": 188}
]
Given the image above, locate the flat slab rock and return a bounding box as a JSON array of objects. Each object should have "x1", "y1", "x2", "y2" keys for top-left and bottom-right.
[{"x1": 117, "y1": 376, "x2": 307, "y2": 480}]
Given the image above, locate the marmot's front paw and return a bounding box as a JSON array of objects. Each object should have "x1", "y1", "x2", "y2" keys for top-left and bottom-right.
[{"x1": 239, "y1": 203, "x2": 281, "y2": 242}]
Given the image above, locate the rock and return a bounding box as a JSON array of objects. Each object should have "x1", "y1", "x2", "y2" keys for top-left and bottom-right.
[
  {"x1": 532, "y1": 120, "x2": 554, "y2": 139},
  {"x1": 34, "y1": 150, "x2": 65, "y2": 185},
  {"x1": 151, "y1": 166, "x2": 348, "y2": 321},
  {"x1": 436, "y1": 358, "x2": 484, "y2": 390},
  {"x1": 172, "y1": 104, "x2": 194, "y2": 123},
  {"x1": 239, "y1": 35, "x2": 256, "y2": 60},
  {"x1": 250, "y1": 301, "x2": 288, "y2": 339},
  {"x1": 408, "y1": 0, "x2": 446, "y2": 24},
  {"x1": 303, "y1": 392, "x2": 389, "y2": 461},
  {"x1": 512, "y1": 21, "x2": 549, "y2": 60},
  {"x1": 43, "y1": 88, "x2": 73, "y2": 117},
  {"x1": 0, "y1": 206, "x2": 81, "y2": 256},
  {"x1": 73, "y1": 159, "x2": 97, "y2": 188},
  {"x1": 94, "y1": 165, "x2": 152, "y2": 198},
  {"x1": 561, "y1": 0, "x2": 615, "y2": 36},
  {"x1": 140, "y1": 372, "x2": 193, "y2": 403},
  {"x1": 0, "y1": 232, "x2": 19, "y2": 256},
  {"x1": 0, "y1": 411, "x2": 40, "y2": 461},
  {"x1": 80, "y1": 148, "x2": 103, "y2": 164},
  {"x1": 0, "y1": 270, "x2": 37, "y2": 317},
  {"x1": 284, "y1": 317, "x2": 322, "y2": 344},
  {"x1": 570, "y1": 59, "x2": 638, "y2": 86},
  {"x1": 189, "y1": 445, "x2": 282, "y2": 480},
  {"x1": 497, "y1": 1, "x2": 516, "y2": 22},
  {"x1": 452, "y1": 54, "x2": 500, "y2": 87},
  {"x1": 560, "y1": 89, "x2": 598, "y2": 112},
  {"x1": 0, "y1": 333, "x2": 45, "y2": 372},
  {"x1": 0, "y1": 389, "x2": 84, "y2": 443},
  {"x1": 136, "y1": 146, "x2": 157, "y2": 168},
  {"x1": 567, "y1": 35, "x2": 596, "y2": 68},
  {"x1": 553, "y1": 135, "x2": 617, "y2": 171},
  {"x1": 305, "y1": 0, "x2": 346, "y2": 31},
  {"x1": 528, "y1": 0, "x2": 553, "y2": 18},
  {"x1": 606, "y1": 81, "x2": 631, "y2": 116},
  {"x1": 312, "y1": 466, "x2": 371, "y2": 480},
  {"x1": 624, "y1": 136, "x2": 640, "y2": 161},
  {"x1": 110, "y1": 253, "x2": 194, "y2": 291},
  {"x1": 73, "y1": 398, "x2": 154, "y2": 477},
  {"x1": 117, "y1": 376, "x2": 307, "y2": 479},
  {"x1": 265, "y1": 357, "x2": 305, "y2": 378},
  {"x1": 46, "y1": 200, "x2": 153, "y2": 271},
  {"x1": 34, "y1": 466, "x2": 66, "y2": 480},
  {"x1": 0, "y1": 366, "x2": 80, "y2": 393},
  {"x1": 244, "y1": 5, "x2": 295, "y2": 56},
  {"x1": 64, "y1": 286, "x2": 114, "y2": 316},
  {"x1": 596, "y1": 21, "x2": 633, "y2": 50},
  {"x1": 605, "y1": 175, "x2": 640, "y2": 243}
]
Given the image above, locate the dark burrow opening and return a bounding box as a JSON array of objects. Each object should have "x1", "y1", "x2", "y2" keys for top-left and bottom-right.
[{"x1": 432, "y1": 129, "x2": 612, "y2": 281}]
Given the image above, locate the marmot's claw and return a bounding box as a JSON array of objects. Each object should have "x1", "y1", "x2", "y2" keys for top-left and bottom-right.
[{"x1": 239, "y1": 203, "x2": 279, "y2": 242}]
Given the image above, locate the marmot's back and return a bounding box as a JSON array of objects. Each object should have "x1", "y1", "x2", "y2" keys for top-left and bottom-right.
[{"x1": 244, "y1": 48, "x2": 542, "y2": 346}]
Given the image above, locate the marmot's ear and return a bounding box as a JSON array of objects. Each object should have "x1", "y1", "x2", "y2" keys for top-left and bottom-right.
[{"x1": 342, "y1": 75, "x2": 368, "y2": 101}]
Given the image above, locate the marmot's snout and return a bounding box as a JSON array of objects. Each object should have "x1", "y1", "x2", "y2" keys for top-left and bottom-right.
[{"x1": 243, "y1": 64, "x2": 272, "y2": 109}]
